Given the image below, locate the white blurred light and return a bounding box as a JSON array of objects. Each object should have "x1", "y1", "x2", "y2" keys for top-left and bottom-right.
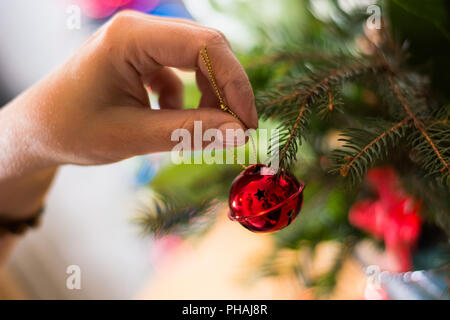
[
  {"x1": 338, "y1": 0, "x2": 378, "y2": 13},
  {"x1": 184, "y1": 0, "x2": 254, "y2": 49},
  {"x1": 309, "y1": 0, "x2": 333, "y2": 22}
]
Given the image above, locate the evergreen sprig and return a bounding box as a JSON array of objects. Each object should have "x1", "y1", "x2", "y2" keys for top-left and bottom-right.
[
  {"x1": 257, "y1": 61, "x2": 384, "y2": 169},
  {"x1": 254, "y1": 40, "x2": 449, "y2": 187},
  {"x1": 409, "y1": 122, "x2": 450, "y2": 184},
  {"x1": 138, "y1": 0, "x2": 450, "y2": 245},
  {"x1": 387, "y1": 75, "x2": 450, "y2": 184},
  {"x1": 330, "y1": 118, "x2": 411, "y2": 185},
  {"x1": 131, "y1": 1, "x2": 450, "y2": 298},
  {"x1": 135, "y1": 195, "x2": 218, "y2": 238}
]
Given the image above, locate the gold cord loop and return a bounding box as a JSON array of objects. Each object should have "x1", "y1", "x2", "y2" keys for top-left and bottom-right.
[
  {"x1": 200, "y1": 46, "x2": 258, "y2": 168},
  {"x1": 200, "y1": 46, "x2": 243, "y2": 123}
]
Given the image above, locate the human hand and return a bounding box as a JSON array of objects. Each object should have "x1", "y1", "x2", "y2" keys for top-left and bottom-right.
[{"x1": 0, "y1": 10, "x2": 257, "y2": 175}]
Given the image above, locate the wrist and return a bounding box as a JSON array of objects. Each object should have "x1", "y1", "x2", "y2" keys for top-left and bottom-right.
[
  {"x1": 0, "y1": 167, "x2": 57, "y2": 220},
  {"x1": 0, "y1": 85, "x2": 60, "y2": 173},
  {"x1": 0, "y1": 99, "x2": 58, "y2": 220}
]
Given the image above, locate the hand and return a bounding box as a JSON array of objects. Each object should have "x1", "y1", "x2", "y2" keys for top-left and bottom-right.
[
  {"x1": 1, "y1": 11, "x2": 257, "y2": 173},
  {"x1": 0, "y1": 11, "x2": 257, "y2": 218}
]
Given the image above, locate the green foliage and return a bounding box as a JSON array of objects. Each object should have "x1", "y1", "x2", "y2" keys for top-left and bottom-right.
[
  {"x1": 125, "y1": 0, "x2": 450, "y2": 301},
  {"x1": 272, "y1": 178, "x2": 359, "y2": 248},
  {"x1": 138, "y1": 163, "x2": 242, "y2": 237},
  {"x1": 138, "y1": 1, "x2": 450, "y2": 293},
  {"x1": 135, "y1": 195, "x2": 216, "y2": 237},
  {"x1": 257, "y1": 59, "x2": 384, "y2": 170},
  {"x1": 409, "y1": 121, "x2": 450, "y2": 183},
  {"x1": 151, "y1": 164, "x2": 240, "y2": 203},
  {"x1": 183, "y1": 82, "x2": 201, "y2": 109},
  {"x1": 331, "y1": 119, "x2": 410, "y2": 185},
  {"x1": 250, "y1": 4, "x2": 450, "y2": 188},
  {"x1": 388, "y1": 0, "x2": 450, "y2": 99},
  {"x1": 140, "y1": 0, "x2": 450, "y2": 234},
  {"x1": 391, "y1": 0, "x2": 450, "y2": 41}
]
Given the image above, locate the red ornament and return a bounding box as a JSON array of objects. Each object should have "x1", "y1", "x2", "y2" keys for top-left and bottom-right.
[
  {"x1": 228, "y1": 164, "x2": 305, "y2": 233},
  {"x1": 349, "y1": 167, "x2": 422, "y2": 272}
]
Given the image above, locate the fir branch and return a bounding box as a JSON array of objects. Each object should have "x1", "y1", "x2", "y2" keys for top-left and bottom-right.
[
  {"x1": 340, "y1": 118, "x2": 410, "y2": 176},
  {"x1": 331, "y1": 118, "x2": 411, "y2": 184},
  {"x1": 425, "y1": 119, "x2": 450, "y2": 126},
  {"x1": 388, "y1": 75, "x2": 450, "y2": 176},
  {"x1": 279, "y1": 104, "x2": 308, "y2": 165},
  {"x1": 258, "y1": 62, "x2": 384, "y2": 169},
  {"x1": 135, "y1": 195, "x2": 218, "y2": 238},
  {"x1": 409, "y1": 123, "x2": 450, "y2": 184},
  {"x1": 260, "y1": 63, "x2": 380, "y2": 110},
  {"x1": 317, "y1": 90, "x2": 343, "y2": 119}
]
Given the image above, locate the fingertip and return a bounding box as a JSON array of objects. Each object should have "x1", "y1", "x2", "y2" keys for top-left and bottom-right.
[
  {"x1": 240, "y1": 104, "x2": 258, "y2": 129},
  {"x1": 251, "y1": 110, "x2": 259, "y2": 129},
  {"x1": 243, "y1": 103, "x2": 258, "y2": 129}
]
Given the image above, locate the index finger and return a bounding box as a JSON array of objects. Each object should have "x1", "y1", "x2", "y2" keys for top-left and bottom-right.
[{"x1": 102, "y1": 11, "x2": 258, "y2": 129}]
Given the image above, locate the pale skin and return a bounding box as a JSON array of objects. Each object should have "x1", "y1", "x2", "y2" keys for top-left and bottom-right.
[{"x1": 0, "y1": 11, "x2": 258, "y2": 264}]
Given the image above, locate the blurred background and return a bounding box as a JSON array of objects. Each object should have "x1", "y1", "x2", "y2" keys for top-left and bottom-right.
[{"x1": 0, "y1": 0, "x2": 448, "y2": 299}]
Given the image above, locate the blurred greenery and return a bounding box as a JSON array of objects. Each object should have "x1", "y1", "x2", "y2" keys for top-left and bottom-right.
[
  {"x1": 141, "y1": 0, "x2": 450, "y2": 298},
  {"x1": 389, "y1": 0, "x2": 450, "y2": 99},
  {"x1": 183, "y1": 82, "x2": 201, "y2": 109},
  {"x1": 151, "y1": 163, "x2": 241, "y2": 204}
]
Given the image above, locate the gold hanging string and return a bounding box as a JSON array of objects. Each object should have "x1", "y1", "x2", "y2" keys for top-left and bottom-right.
[{"x1": 200, "y1": 46, "x2": 258, "y2": 168}]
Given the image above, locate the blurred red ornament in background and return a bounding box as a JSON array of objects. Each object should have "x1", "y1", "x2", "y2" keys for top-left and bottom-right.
[
  {"x1": 349, "y1": 167, "x2": 422, "y2": 272},
  {"x1": 228, "y1": 164, "x2": 305, "y2": 233}
]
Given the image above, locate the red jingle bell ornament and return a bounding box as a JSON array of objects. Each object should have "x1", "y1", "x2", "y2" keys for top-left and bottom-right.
[
  {"x1": 198, "y1": 47, "x2": 305, "y2": 233},
  {"x1": 228, "y1": 164, "x2": 305, "y2": 233}
]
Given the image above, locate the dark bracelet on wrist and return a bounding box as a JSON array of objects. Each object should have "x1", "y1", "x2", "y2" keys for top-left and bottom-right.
[{"x1": 0, "y1": 207, "x2": 44, "y2": 236}]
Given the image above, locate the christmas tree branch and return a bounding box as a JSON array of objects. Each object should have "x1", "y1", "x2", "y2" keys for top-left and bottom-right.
[
  {"x1": 425, "y1": 119, "x2": 450, "y2": 125},
  {"x1": 135, "y1": 195, "x2": 218, "y2": 238},
  {"x1": 258, "y1": 62, "x2": 385, "y2": 170},
  {"x1": 339, "y1": 117, "x2": 411, "y2": 178},
  {"x1": 388, "y1": 75, "x2": 449, "y2": 174},
  {"x1": 279, "y1": 104, "x2": 308, "y2": 163},
  {"x1": 261, "y1": 64, "x2": 381, "y2": 109}
]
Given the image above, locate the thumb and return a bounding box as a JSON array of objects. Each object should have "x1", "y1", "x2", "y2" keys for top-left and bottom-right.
[{"x1": 114, "y1": 107, "x2": 247, "y2": 154}]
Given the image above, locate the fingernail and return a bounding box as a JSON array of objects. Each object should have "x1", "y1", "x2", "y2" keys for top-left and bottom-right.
[{"x1": 218, "y1": 122, "x2": 246, "y2": 147}]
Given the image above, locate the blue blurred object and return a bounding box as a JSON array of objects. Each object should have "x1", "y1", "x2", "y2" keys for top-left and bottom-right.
[
  {"x1": 149, "y1": 1, "x2": 193, "y2": 19},
  {"x1": 135, "y1": 156, "x2": 160, "y2": 186}
]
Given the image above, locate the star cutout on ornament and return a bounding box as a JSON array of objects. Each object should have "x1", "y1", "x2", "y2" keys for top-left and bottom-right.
[{"x1": 254, "y1": 188, "x2": 266, "y2": 200}]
